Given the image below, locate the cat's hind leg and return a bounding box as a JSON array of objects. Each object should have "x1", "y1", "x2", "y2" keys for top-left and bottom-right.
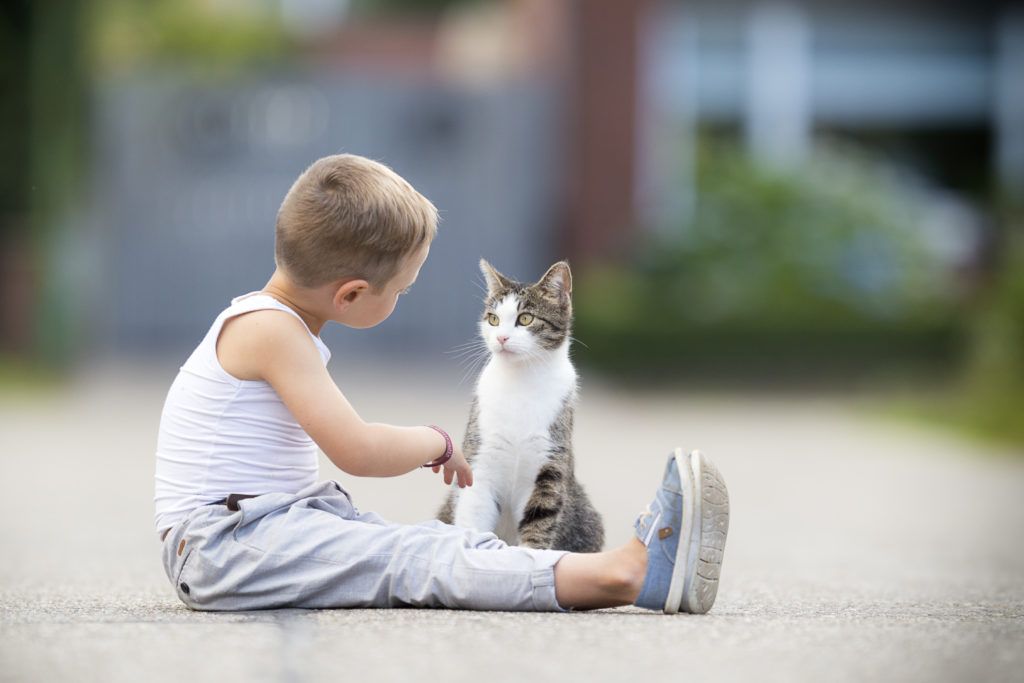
[{"x1": 516, "y1": 464, "x2": 566, "y2": 550}]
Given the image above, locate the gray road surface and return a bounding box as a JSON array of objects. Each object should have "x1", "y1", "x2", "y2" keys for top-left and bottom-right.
[{"x1": 1, "y1": 360, "x2": 1022, "y2": 683}]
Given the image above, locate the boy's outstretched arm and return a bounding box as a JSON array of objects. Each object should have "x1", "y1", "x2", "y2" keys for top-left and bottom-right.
[{"x1": 217, "y1": 309, "x2": 472, "y2": 487}]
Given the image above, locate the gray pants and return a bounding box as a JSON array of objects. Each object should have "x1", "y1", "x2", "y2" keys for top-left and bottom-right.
[{"x1": 161, "y1": 480, "x2": 568, "y2": 611}]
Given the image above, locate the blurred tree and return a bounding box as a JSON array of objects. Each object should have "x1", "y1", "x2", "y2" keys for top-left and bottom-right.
[
  {"x1": 352, "y1": 0, "x2": 483, "y2": 18},
  {"x1": 31, "y1": 0, "x2": 88, "y2": 364},
  {"x1": 0, "y1": 0, "x2": 32, "y2": 352},
  {"x1": 0, "y1": 0, "x2": 86, "y2": 360},
  {"x1": 0, "y1": 1, "x2": 30, "y2": 239},
  {"x1": 89, "y1": 0, "x2": 293, "y2": 73},
  {"x1": 959, "y1": 222, "x2": 1024, "y2": 444}
]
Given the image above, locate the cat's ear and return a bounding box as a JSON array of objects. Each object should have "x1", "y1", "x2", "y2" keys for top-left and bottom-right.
[
  {"x1": 480, "y1": 259, "x2": 514, "y2": 297},
  {"x1": 538, "y1": 261, "x2": 572, "y2": 305}
]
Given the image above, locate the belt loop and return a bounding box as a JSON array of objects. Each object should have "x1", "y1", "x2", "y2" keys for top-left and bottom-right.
[{"x1": 226, "y1": 493, "x2": 259, "y2": 511}]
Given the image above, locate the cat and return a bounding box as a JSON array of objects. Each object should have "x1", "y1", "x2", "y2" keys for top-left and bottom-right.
[{"x1": 438, "y1": 259, "x2": 604, "y2": 553}]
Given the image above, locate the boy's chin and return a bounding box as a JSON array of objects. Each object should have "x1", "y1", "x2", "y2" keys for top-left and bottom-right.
[{"x1": 341, "y1": 320, "x2": 382, "y2": 330}]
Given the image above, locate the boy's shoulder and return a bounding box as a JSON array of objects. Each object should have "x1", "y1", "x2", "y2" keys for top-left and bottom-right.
[{"x1": 217, "y1": 308, "x2": 320, "y2": 382}]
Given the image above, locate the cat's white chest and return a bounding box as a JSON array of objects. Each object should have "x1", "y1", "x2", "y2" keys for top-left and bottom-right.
[
  {"x1": 476, "y1": 355, "x2": 574, "y2": 448},
  {"x1": 454, "y1": 350, "x2": 576, "y2": 542}
]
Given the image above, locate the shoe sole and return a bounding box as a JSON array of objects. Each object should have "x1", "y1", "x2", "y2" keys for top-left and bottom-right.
[{"x1": 665, "y1": 448, "x2": 730, "y2": 614}]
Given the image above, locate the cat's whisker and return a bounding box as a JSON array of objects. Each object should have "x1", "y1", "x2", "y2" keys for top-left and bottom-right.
[
  {"x1": 518, "y1": 346, "x2": 544, "y2": 365},
  {"x1": 454, "y1": 354, "x2": 487, "y2": 378},
  {"x1": 451, "y1": 342, "x2": 483, "y2": 363},
  {"x1": 446, "y1": 339, "x2": 490, "y2": 386},
  {"x1": 458, "y1": 352, "x2": 489, "y2": 387},
  {"x1": 446, "y1": 338, "x2": 487, "y2": 357},
  {"x1": 445, "y1": 337, "x2": 484, "y2": 352},
  {"x1": 568, "y1": 335, "x2": 590, "y2": 350},
  {"x1": 446, "y1": 344, "x2": 484, "y2": 361}
]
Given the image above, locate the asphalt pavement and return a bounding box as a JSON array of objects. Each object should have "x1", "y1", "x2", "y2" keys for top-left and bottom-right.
[{"x1": 1, "y1": 359, "x2": 1022, "y2": 683}]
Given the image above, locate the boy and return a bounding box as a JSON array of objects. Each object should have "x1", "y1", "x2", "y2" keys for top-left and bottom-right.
[{"x1": 154, "y1": 154, "x2": 730, "y2": 613}]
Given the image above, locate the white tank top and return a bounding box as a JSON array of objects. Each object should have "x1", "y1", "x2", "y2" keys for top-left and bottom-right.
[{"x1": 154, "y1": 292, "x2": 331, "y2": 535}]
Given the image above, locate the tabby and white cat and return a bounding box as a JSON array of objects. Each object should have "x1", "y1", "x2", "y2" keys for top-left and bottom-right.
[{"x1": 438, "y1": 259, "x2": 604, "y2": 553}]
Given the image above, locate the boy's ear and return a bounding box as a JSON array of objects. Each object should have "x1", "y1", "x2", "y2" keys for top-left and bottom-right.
[{"x1": 332, "y1": 279, "x2": 369, "y2": 312}]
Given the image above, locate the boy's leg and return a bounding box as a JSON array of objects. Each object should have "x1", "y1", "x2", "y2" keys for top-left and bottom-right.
[
  {"x1": 551, "y1": 538, "x2": 648, "y2": 609},
  {"x1": 162, "y1": 450, "x2": 729, "y2": 614},
  {"x1": 551, "y1": 449, "x2": 730, "y2": 613},
  {"x1": 162, "y1": 481, "x2": 569, "y2": 612}
]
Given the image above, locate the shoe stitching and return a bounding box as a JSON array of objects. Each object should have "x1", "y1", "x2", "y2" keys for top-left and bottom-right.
[{"x1": 642, "y1": 510, "x2": 662, "y2": 547}]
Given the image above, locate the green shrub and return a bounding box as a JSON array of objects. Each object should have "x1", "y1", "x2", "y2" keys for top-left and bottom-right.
[
  {"x1": 574, "y1": 140, "x2": 965, "y2": 381},
  {"x1": 957, "y1": 234, "x2": 1024, "y2": 443},
  {"x1": 89, "y1": 0, "x2": 294, "y2": 73}
]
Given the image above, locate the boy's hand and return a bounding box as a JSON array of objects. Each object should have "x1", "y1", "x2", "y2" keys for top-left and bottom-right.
[{"x1": 433, "y1": 445, "x2": 473, "y2": 488}]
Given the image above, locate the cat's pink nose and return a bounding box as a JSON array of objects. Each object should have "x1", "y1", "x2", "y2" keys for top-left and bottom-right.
[{"x1": 497, "y1": 335, "x2": 509, "y2": 346}]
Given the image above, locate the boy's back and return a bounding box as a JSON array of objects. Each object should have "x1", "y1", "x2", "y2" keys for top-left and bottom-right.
[{"x1": 154, "y1": 293, "x2": 329, "y2": 537}]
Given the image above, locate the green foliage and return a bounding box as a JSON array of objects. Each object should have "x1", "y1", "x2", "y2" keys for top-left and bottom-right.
[
  {"x1": 957, "y1": 233, "x2": 1024, "y2": 443},
  {"x1": 350, "y1": 0, "x2": 483, "y2": 18},
  {"x1": 574, "y1": 140, "x2": 964, "y2": 380},
  {"x1": 879, "y1": 232, "x2": 1024, "y2": 450},
  {"x1": 0, "y1": 353, "x2": 63, "y2": 399},
  {"x1": 89, "y1": 0, "x2": 294, "y2": 73},
  {"x1": 0, "y1": 1, "x2": 30, "y2": 240}
]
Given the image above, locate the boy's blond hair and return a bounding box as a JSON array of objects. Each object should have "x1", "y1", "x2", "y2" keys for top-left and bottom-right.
[{"x1": 274, "y1": 154, "x2": 438, "y2": 290}]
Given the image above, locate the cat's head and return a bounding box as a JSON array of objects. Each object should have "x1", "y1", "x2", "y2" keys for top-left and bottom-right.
[{"x1": 478, "y1": 259, "x2": 573, "y2": 361}]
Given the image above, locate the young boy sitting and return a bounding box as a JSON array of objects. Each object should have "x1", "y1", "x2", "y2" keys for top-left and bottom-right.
[{"x1": 154, "y1": 154, "x2": 730, "y2": 614}]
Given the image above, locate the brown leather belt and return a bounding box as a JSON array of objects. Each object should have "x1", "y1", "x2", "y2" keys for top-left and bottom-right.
[
  {"x1": 161, "y1": 494, "x2": 260, "y2": 541},
  {"x1": 215, "y1": 493, "x2": 261, "y2": 511}
]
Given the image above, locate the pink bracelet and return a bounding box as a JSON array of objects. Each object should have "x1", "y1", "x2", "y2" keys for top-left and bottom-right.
[{"x1": 423, "y1": 425, "x2": 453, "y2": 467}]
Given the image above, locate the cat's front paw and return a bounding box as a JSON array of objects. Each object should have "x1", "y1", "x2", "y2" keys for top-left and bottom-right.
[{"x1": 452, "y1": 489, "x2": 500, "y2": 534}]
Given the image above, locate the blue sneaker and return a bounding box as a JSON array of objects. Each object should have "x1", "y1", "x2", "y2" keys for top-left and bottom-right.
[{"x1": 634, "y1": 449, "x2": 730, "y2": 614}]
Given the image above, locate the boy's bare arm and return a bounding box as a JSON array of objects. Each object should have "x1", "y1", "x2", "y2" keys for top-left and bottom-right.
[{"x1": 217, "y1": 310, "x2": 472, "y2": 485}]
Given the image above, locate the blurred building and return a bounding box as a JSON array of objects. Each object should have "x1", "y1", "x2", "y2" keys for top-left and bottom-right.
[
  {"x1": 86, "y1": 0, "x2": 570, "y2": 359},
  {"x1": 76, "y1": 0, "x2": 1021, "y2": 359},
  {"x1": 638, "y1": 0, "x2": 1024, "y2": 234}
]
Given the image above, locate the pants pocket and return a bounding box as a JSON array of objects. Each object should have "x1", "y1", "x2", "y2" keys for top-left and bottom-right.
[{"x1": 171, "y1": 536, "x2": 199, "y2": 608}]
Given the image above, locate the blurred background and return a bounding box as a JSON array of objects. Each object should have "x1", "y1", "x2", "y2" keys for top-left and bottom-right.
[{"x1": 1, "y1": 0, "x2": 1023, "y2": 447}]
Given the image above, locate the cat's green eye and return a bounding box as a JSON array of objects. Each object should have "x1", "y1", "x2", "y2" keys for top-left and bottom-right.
[
  {"x1": 517, "y1": 313, "x2": 534, "y2": 326},
  {"x1": 486, "y1": 312, "x2": 499, "y2": 326}
]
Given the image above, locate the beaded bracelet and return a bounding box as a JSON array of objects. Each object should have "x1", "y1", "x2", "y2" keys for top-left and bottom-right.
[{"x1": 423, "y1": 425, "x2": 453, "y2": 468}]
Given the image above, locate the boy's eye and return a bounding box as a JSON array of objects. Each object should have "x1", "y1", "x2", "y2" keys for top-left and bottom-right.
[
  {"x1": 486, "y1": 312, "x2": 499, "y2": 326},
  {"x1": 517, "y1": 313, "x2": 534, "y2": 326}
]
